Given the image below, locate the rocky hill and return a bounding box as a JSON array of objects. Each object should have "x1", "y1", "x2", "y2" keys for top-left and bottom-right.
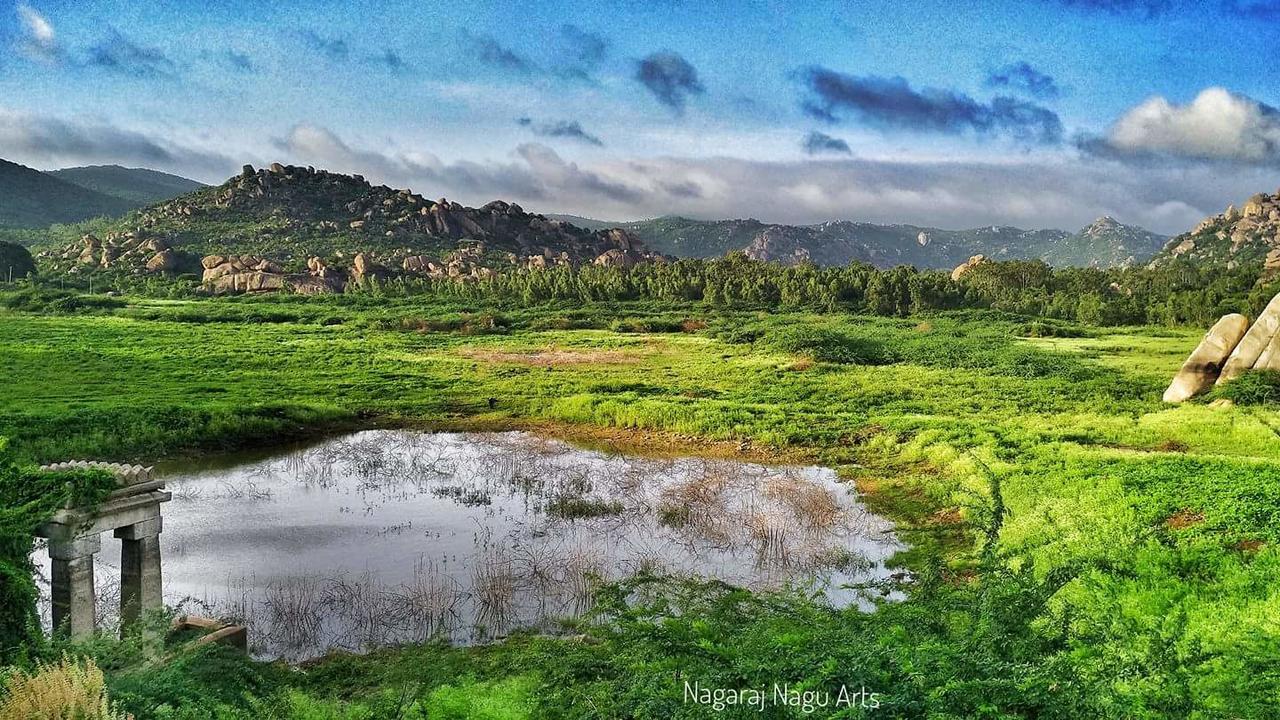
[
  {"x1": 1149, "y1": 190, "x2": 1280, "y2": 279},
  {"x1": 47, "y1": 165, "x2": 205, "y2": 205},
  {"x1": 553, "y1": 214, "x2": 1166, "y2": 269},
  {"x1": 35, "y1": 163, "x2": 656, "y2": 293},
  {"x1": 0, "y1": 159, "x2": 135, "y2": 228}
]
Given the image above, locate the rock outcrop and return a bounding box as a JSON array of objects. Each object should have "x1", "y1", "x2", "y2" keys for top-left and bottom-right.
[
  {"x1": 41, "y1": 232, "x2": 192, "y2": 276},
  {"x1": 1217, "y1": 293, "x2": 1280, "y2": 384},
  {"x1": 1151, "y1": 190, "x2": 1280, "y2": 279},
  {"x1": 1165, "y1": 291, "x2": 1280, "y2": 402},
  {"x1": 950, "y1": 254, "x2": 988, "y2": 281},
  {"x1": 1163, "y1": 313, "x2": 1251, "y2": 403},
  {"x1": 35, "y1": 163, "x2": 660, "y2": 286}
]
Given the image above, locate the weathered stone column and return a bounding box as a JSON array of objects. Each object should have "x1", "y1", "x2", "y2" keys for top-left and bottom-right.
[
  {"x1": 49, "y1": 534, "x2": 100, "y2": 639},
  {"x1": 116, "y1": 516, "x2": 163, "y2": 629}
]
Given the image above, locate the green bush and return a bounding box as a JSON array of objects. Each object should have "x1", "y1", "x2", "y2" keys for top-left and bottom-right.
[
  {"x1": 1216, "y1": 370, "x2": 1280, "y2": 405},
  {"x1": 765, "y1": 326, "x2": 892, "y2": 365}
]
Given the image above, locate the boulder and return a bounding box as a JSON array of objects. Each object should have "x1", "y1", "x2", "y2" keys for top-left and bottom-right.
[
  {"x1": 594, "y1": 248, "x2": 641, "y2": 268},
  {"x1": 1218, "y1": 292, "x2": 1280, "y2": 384},
  {"x1": 1163, "y1": 313, "x2": 1251, "y2": 402},
  {"x1": 950, "y1": 254, "x2": 987, "y2": 282},
  {"x1": 145, "y1": 249, "x2": 179, "y2": 273},
  {"x1": 1256, "y1": 331, "x2": 1280, "y2": 371}
]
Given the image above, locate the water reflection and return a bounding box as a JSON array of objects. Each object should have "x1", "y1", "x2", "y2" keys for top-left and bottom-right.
[{"x1": 39, "y1": 431, "x2": 904, "y2": 660}]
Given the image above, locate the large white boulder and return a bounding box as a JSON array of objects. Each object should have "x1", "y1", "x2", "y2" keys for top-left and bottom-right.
[
  {"x1": 1218, "y1": 292, "x2": 1280, "y2": 384},
  {"x1": 1164, "y1": 313, "x2": 1251, "y2": 403}
]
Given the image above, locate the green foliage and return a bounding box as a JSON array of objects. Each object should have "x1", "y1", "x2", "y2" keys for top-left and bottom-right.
[
  {"x1": 1216, "y1": 370, "x2": 1280, "y2": 406},
  {"x1": 2, "y1": 288, "x2": 125, "y2": 313},
  {"x1": 0, "y1": 242, "x2": 36, "y2": 281},
  {"x1": 1, "y1": 297, "x2": 1279, "y2": 717},
  {"x1": 0, "y1": 438, "x2": 116, "y2": 665},
  {"x1": 765, "y1": 325, "x2": 892, "y2": 365}
]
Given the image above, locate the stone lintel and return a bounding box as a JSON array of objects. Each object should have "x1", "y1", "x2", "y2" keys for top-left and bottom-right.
[
  {"x1": 48, "y1": 533, "x2": 101, "y2": 560},
  {"x1": 114, "y1": 516, "x2": 162, "y2": 540},
  {"x1": 36, "y1": 490, "x2": 171, "y2": 539}
]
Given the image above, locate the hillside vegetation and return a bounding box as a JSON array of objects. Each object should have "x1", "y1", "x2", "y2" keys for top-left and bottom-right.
[
  {"x1": 47, "y1": 165, "x2": 206, "y2": 205},
  {"x1": 554, "y1": 214, "x2": 1167, "y2": 269},
  {"x1": 0, "y1": 159, "x2": 134, "y2": 228}
]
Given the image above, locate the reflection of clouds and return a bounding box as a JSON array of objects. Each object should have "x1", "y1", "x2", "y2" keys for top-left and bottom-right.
[{"x1": 141, "y1": 430, "x2": 903, "y2": 660}]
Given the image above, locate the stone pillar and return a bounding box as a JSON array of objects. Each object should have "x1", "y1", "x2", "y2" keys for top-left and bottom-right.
[
  {"x1": 116, "y1": 516, "x2": 163, "y2": 630},
  {"x1": 49, "y1": 534, "x2": 100, "y2": 639}
]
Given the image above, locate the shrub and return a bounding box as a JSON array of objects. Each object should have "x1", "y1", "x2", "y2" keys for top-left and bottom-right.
[
  {"x1": 765, "y1": 326, "x2": 892, "y2": 365},
  {"x1": 1216, "y1": 370, "x2": 1280, "y2": 405},
  {"x1": 1, "y1": 655, "x2": 132, "y2": 720}
]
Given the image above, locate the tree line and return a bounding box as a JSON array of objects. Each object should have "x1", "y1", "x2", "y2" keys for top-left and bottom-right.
[{"x1": 349, "y1": 253, "x2": 1279, "y2": 328}]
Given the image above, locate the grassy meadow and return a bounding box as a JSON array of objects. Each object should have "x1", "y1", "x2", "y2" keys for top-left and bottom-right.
[{"x1": 3, "y1": 292, "x2": 1279, "y2": 718}]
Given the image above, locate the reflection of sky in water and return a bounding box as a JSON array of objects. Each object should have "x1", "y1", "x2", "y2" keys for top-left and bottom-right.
[{"x1": 35, "y1": 431, "x2": 904, "y2": 660}]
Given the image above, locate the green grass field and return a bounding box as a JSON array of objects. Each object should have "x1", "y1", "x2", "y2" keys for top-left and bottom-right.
[{"x1": 3, "y1": 294, "x2": 1279, "y2": 718}]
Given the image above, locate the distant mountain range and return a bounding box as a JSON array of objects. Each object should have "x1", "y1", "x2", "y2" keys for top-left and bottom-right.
[
  {"x1": 0, "y1": 159, "x2": 204, "y2": 228},
  {"x1": 5, "y1": 154, "x2": 1178, "y2": 276},
  {"x1": 551, "y1": 214, "x2": 1169, "y2": 270}
]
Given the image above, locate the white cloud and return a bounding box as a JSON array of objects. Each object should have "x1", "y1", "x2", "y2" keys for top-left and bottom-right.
[
  {"x1": 270, "y1": 125, "x2": 1266, "y2": 234},
  {"x1": 1091, "y1": 87, "x2": 1280, "y2": 164},
  {"x1": 16, "y1": 3, "x2": 59, "y2": 62},
  {"x1": 3, "y1": 113, "x2": 1270, "y2": 236}
]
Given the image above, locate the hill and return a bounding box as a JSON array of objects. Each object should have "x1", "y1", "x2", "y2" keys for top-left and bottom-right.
[
  {"x1": 35, "y1": 163, "x2": 655, "y2": 292},
  {"x1": 1149, "y1": 190, "x2": 1280, "y2": 279},
  {"x1": 47, "y1": 165, "x2": 205, "y2": 205},
  {"x1": 0, "y1": 159, "x2": 134, "y2": 228},
  {"x1": 559, "y1": 214, "x2": 1166, "y2": 269}
]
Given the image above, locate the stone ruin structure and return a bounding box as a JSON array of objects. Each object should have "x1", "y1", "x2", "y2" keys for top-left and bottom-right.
[
  {"x1": 35, "y1": 461, "x2": 169, "y2": 638},
  {"x1": 1164, "y1": 291, "x2": 1280, "y2": 402}
]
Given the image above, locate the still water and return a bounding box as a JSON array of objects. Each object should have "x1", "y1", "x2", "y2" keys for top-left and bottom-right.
[{"x1": 36, "y1": 430, "x2": 903, "y2": 659}]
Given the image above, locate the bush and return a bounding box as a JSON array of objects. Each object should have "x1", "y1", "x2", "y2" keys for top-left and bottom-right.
[
  {"x1": 2, "y1": 289, "x2": 125, "y2": 313},
  {"x1": 1, "y1": 655, "x2": 132, "y2": 720},
  {"x1": 1216, "y1": 370, "x2": 1280, "y2": 405},
  {"x1": 765, "y1": 326, "x2": 893, "y2": 365}
]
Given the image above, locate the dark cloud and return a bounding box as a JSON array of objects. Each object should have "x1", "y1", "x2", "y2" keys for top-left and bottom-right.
[
  {"x1": 463, "y1": 32, "x2": 533, "y2": 73},
  {"x1": 556, "y1": 24, "x2": 609, "y2": 82},
  {"x1": 516, "y1": 117, "x2": 604, "y2": 146},
  {"x1": 658, "y1": 179, "x2": 703, "y2": 198},
  {"x1": 798, "y1": 67, "x2": 1063, "y2": 144},
  {"x1": 368, "y1": 49, "x2": 409, "y2": 72},
  {"x1": 0, "y1": 108, "x2": 236, "y2": 179},
  {"x1": 985, "y1": 61, "x2": 1060, "y2": 100},
  {"x1": 1224, "y1": 0, "x2": 1280, "y2": 19},
  {"x1": 803, "y1": 131, "x2": 852, "y2": 155},
  {"x1": 299, "y1": 30, "x2": 350, "y2": 61},
  {"x1": 85, "y1": 30, "x2": 176, "y2": 78},
  {"x1": 635, "y1": 51, "x2": 705, "y2": 113},
  {"x1": 1052, "y1": 0, "x2": 1172, "y2": 15},
  {"x1": 222, "y1": 50, "x2": 254, "y2": 73},
  {"x1": 560, "y1": 24, "x2": 609, "y2": 66}
]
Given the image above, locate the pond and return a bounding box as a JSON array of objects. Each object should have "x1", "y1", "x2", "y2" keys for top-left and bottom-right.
[{"x1": 36, "y1": 430, "x2": 904, "y2": 660}]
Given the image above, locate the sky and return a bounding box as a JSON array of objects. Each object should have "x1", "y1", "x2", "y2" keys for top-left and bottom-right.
[{"x1": 2, "y1": 0, "x2": 1280, "y2": 234}]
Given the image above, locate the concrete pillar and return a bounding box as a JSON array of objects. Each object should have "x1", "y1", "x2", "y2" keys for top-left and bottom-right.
[
  {"x1": 49, "y1": 534, "x2": 100, "y2": 639},
  {"x1": 116, "y1": 516, "x2": 163, "y2": 630}
]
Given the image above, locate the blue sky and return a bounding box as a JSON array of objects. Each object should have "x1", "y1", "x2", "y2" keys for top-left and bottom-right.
[{"x1": 2, "y1": 0, "x2": 1280, "y2": 232}]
